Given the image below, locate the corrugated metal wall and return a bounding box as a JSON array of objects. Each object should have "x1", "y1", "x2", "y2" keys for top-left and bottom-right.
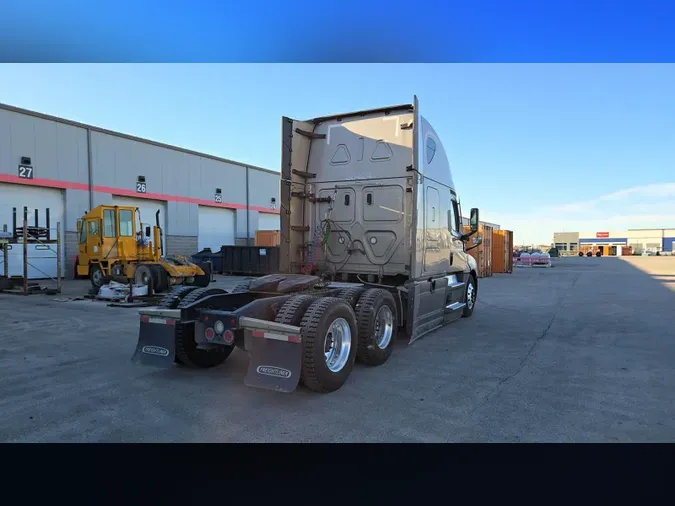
[{"x1": 0, "y1": 103, "x2": 281, "y2": 274}]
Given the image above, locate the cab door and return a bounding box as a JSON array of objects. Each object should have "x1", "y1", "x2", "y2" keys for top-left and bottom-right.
[
  {"x1": 76, "y1": 216, "x2": 102, "y2": 275},
  {"x1": 86, "y1": 217, "x2": 102, "y2": 259},
  {"x1": 448, "y1": 195, "x2": 469, "y2": 273}
]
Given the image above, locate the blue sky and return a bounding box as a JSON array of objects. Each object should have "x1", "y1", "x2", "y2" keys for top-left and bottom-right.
[{"x1": 1, "y1": 63, "x2": 674, "y2": 245}]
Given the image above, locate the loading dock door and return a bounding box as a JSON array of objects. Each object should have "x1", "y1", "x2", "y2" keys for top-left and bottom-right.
[
  {"x1": 198, "y1": 205, "x2": 235, "y2": 252},
  {"x1": 258, "y1": 212, "x2": 280, "y2": 231}
]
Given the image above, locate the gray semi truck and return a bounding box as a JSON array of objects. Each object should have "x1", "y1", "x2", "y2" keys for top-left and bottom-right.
[{"x1": 132, "y1": 96, "x2": 482, "y2": 394}]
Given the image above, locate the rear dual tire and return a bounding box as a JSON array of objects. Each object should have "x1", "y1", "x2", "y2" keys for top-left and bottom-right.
[
  {"x1": 275, "y1": 296, "x2": 358, "y2": 393},
  {"x1": 354, "y1": 288, "x2": 398, "y2": 367},
  {"x1": 275, "y1": 288, "x2": 399, "y2": 393},
  {"x1": 168, "y1": 287, "x2": 233, "y2": 368}
]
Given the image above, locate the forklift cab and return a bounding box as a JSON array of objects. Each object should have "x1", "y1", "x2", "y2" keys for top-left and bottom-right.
[{"x1": 76, "y1": 206, "x2": 146, "y2": 277}]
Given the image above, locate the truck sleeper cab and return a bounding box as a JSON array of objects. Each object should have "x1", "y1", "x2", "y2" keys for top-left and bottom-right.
[{"x1": 132, "y1": 96, "x2": 481, "y2": 394}]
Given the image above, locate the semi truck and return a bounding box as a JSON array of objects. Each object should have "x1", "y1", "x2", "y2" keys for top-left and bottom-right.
[{"x1": 132, "y1": 96, "x2": 482, "y2": 394}]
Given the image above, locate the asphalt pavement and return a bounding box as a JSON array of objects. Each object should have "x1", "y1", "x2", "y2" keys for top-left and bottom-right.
[{"x1": 1, "y1": 257, "x2": 674, "y2": 442}]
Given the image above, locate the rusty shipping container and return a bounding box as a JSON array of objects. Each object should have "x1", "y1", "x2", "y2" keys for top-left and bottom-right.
[
  {"x1": 463, "y1": 224, "x2": 493, "y2": 278},
  {"x1": 255, "y1": 229, "x2": 281, "y2": 247},
  {"x1": 492, "y1": 229, "x2": 514, "y2": 274}
]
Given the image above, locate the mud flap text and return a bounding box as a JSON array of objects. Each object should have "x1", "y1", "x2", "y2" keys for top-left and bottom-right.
[{"x1": 244, "y1": 330, "x2": 302, "y2": 393}]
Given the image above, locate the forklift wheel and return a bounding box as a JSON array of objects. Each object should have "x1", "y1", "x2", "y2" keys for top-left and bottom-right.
[
  {"x1": 192, "y1": 262, "x2": 212, "y2": 288},
  {"x1": 149, "y1": 264, "x2": 169, "y2": 292},
  {"x1": 134, "y1": 264, "x2": 154, "y2": 287},
  {"x1": 89, "y1": 264, "x2": 104, "y2": 289}
]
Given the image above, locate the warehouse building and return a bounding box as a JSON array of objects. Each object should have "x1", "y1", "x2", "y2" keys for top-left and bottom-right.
[
  {"x1": 0, "y1": 103, "x2": 281, "y2": 278},
  {"x1": 553, "y1": 228, "x2": 675, "y2": 256}
]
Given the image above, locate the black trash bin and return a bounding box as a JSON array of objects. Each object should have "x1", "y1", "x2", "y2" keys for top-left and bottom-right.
[
  {"x1": 220, "y1": 246, "x2": 280, "y2": 275},
  {"x1": 191, "y1": 248, "x2": 222, "y2": 274}
]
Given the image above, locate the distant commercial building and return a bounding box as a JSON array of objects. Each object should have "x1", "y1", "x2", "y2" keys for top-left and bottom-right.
[{"x1": 552, "y1": 229, "x2": 675, "y2": 256}]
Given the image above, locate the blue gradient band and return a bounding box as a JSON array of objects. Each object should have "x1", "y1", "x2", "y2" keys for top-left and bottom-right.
[{"x1": 1, "y1": 0, "x2": 674, "y2": 62}]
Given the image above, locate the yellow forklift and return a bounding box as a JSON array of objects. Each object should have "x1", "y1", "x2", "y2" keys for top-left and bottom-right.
[{"x1": 75, "y1": 205, "x2": 210, "y2": 292}]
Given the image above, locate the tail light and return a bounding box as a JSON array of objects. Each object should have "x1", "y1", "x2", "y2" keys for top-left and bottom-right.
[
  {"x1": 205, "y1": 327, "x2": 215, "y2": 341},
  {"x1": 223, "y1": 329, "x2": 235, "y2": 345}
]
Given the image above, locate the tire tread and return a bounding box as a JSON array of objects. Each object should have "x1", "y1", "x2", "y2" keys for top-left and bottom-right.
[
  {"x1": 300, "y1": 297, "x2": 356, "y2": 393},
  {"x1": 355, "y1": 288, "x2": 397, "y2": 366},
  {"x1": 174, "y1": 287, "x2": 232, "y2": 368},
  {"x1": 275, "y1": 295, "x2": 317, "y2": 326}
]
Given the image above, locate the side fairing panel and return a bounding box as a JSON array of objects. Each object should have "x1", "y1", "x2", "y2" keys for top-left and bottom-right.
[{"x1": 412, "y1": 107, "x2": 455, "y2": 280}]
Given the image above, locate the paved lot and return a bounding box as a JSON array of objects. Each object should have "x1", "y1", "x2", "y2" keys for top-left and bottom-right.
[{"x1": 1, "y1": 257, "x2": 675, "y2": 442}]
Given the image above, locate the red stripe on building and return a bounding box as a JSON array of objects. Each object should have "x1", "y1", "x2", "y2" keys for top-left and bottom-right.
[
  {"x1": 0, "y1": 173, "x2": 88, "y2": 191},
  {"x1": 0, "y1": 175, "x2": 280, "y2": 214}
]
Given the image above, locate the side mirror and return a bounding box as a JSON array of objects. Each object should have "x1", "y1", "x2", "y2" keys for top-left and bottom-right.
[
  {"x1": 461, "y1": 207, "x2": 480, "y2": 241},
  {"x1": 470, "y1": 208, "x2": 480, "y2": 233},
  {"x1": 145, "y1": 226, "x2": 151, "y2": 237}
]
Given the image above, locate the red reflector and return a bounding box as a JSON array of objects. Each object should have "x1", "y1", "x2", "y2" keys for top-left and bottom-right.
[
  {"x1": 205, "y1": 328, "x2": 215, "y2": 340},
  {"x1": 223, "y1": 329, "x2": 234, "y2": 344},
  {"x1": 230, "y1": 319, "x2": 236, "y2": 326},
  {"x1": 204, "y1": 316, "x2": 209, "y2": 321},
  {"x1": 140, "y1": 315, "x2": 149, "y2": 323},
  {"x1": 288, "y1": 335, "x2": 301, "y2": 343},
  {"x1": 166, "y1": 319, "x2": 175, "y2": 326}
]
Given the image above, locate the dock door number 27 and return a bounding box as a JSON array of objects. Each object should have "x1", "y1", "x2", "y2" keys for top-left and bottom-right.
[{"x1": 18, "y1": 164, "x2": 34, "y2": 179}]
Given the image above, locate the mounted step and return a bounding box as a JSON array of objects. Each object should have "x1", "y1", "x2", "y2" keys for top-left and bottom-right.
[
  {"x1": 295, "y1": 128, "x2": 326, "y2": 140},
  {"x1": 445, "y1": 302, "x2": 466, "y2": 313},
  {"x1": 292, "y1": 169, "x2": 316, "y2": 179},
  {"x1": 290, "y1": 192, "x2": 333, "y2": 204}
]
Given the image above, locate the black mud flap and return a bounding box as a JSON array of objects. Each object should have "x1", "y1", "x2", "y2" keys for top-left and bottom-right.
[
  {"x1": 244, "y1": 331, "x2": 303, "y2": 393},
  {"x1": 131, "y1": 316, "x2": 177, "y2": 367}
]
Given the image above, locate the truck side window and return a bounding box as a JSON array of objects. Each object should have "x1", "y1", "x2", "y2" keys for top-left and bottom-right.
[
  {"x1": 79, "y1": 222, "x2": 87, "y2": 244},
  {"x1": 119, "y1": 209, "x2": 133, "y2": 237},
  {"x1": 426, "y1": 137, "x2": 436, "y2": 164},
  {"x1": 449, "y1": 199, "x2": 460, "y2": 235},
  {"x1": 103, "y1": 209, "x2": 116, "y2": 238},
  {"x1": 87, "y1": 220, "x2": 99, "y2": 237}
]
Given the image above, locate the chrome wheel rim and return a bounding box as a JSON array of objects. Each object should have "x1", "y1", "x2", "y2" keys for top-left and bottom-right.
[
  {"x1": 374, "y1": 305, "x2": 394, "y2": 349},
  {"x1": 467, "y1": 282, "x2": 476, "y2": 310},
  {"x1": 324, "y1": 317, "x2": 352, "y2": 373}
]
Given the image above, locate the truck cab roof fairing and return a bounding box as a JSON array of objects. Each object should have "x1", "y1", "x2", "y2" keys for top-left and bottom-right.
[{"x1": 418, "y1": 113, "x2": 455, "y2": 191}]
